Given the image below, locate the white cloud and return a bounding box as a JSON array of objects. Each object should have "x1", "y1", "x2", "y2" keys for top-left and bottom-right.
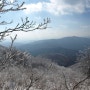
[
  {"x1": 80, "y1": 25, "x2": 90, "y2": 29},
  {"x1": 10, "y1": 0, "x2": 14, "y2": 3},
  {"x1": 23, "y1": 0, "x2": 90, "y2": 15},
  {"x1": 23, "y1": 2, "x2": 43, "y2": 14},
  {"x1": 7, "y1": 0, "x2": 14, "y2": 3},
  {"x1": 44, "y1": 0, "x2": 87, "y2": 15},
  {"x1": 34, "y1": 16, "x2": 42, "y2": 21}
]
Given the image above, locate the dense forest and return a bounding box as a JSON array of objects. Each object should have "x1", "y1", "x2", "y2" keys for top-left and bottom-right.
[{"x1": 0, "y1": 0, "x2": 90, "y2": 90}]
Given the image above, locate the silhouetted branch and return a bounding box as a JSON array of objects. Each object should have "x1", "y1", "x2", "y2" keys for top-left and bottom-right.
[
  {"x1": 0, "y1": 0, "x2": 25, "y2": 13},
  {"x1": 0, "y1": 20, "x2": 13, "y2": 25},
  {"x1": 73, "y1": 75, "x2": 89, "y2": 90},
  {"x1": 9, "y1": 34, "x2": 17, "y2": 51},
  {"x1": 26, "y1": 73, "x2": 34, "y2": 90},
  {"x1": 0, "y1": 17, "x2": 50, "y2": 41},
  {"x1": 0, "y1": 0, "x2": 51, "y2": 41}
]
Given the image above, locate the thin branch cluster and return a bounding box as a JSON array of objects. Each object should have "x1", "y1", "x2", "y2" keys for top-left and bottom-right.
[
  {"x1": 0, "y1": 0, "x2": 25, "y2": 26},
  {"x1": 0, "y1": 0, "x2": 25, "y2": 13},
  {"x1": 0, "y1": 0, "x2": 50, "y2": 41},
  {"x1": 77, "y1": 48, "x2": 90, "y2": 76},
  {"x1": 0, "y1": 17, "x2": 50, "y2": 41}
]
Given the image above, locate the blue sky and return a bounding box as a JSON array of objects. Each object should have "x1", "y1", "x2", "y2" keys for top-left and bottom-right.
[{"x1": 1, "y1": 0, "x2": 90, "y2": 42}]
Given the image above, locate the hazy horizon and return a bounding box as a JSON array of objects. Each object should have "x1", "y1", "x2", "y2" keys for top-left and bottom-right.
[
  {"x1": 1, "y1": 0, "x2": 90, "y2": 43},
  {"x1": 1, "y1": 36, "x2": 90, "y2": 47}
]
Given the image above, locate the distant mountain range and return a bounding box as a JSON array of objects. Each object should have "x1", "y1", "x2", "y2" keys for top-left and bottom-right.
[
  {"x1": 18, "y1": 36, "x2": 90, "y2": 51},
  {"x1": 16, "y1": 36, "x2": 90, "y2": 66}
]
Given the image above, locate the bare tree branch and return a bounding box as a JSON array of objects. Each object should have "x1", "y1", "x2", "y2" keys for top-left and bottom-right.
[
  {"x1": 0, "y1": 0, "x2": 51, "y2": 41},
  {"x1": 73, "y1": 76, "x2": 89, "y2": 90},
  {"x1": 0, "y1": 0, "x2": 25, "y2": 13},
  {"x1": 26, "y1": 73, "x2": 34, "y2": 90},
  {"x1": 0, "y1": 20, "x2": 13, "y2": 25},
  {"x1": 0, "y1": 0, "x2": 25, "y2": 29},
  {"x1": 0, "y1": 17, "x2": 50, "y2": 41},
  {"x1": 62, "y1": 71, "x2": 70, "y2": 90},
  {"x1": 9, "y1": 34, "x2": 17, "y2": 51}
]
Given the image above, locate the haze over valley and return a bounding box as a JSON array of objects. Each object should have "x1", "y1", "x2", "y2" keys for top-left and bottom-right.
[{"x1": 14, "y1": 36, "x2": 90, "y2": 66}]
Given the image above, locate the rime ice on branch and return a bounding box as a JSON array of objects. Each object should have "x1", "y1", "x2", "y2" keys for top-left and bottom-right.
[{"x1": 0, "y1": 0, "x2": 50, "y2": 41}]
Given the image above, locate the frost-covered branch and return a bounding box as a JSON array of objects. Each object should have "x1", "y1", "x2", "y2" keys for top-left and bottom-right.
[
  {"x1": 0, "y1": 17, "x2": 50, "y2": 41},
  {"x1": 0, "y1": 0, "x2": 25, "y2": 13}
]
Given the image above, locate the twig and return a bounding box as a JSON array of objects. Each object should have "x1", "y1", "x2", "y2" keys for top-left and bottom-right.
[
  {"x1": 73, "y1": 75, "x2": 89, "y2": 90},
  {"x1": 62, "y1": 71, "x2": 70, "y2": 90}
]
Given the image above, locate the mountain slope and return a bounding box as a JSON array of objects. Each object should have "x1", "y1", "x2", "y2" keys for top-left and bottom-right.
[
  {"x1": 18, "y1": 43, "x2": 77, "y2": 66},
  {"x1": 17, "y1": 36, "x2": 90, "y2": 66},
  {"x1": 18, "y1": 36, "x2": 90, "y2": 53},
  {"x1": 19, "y1": 36, "x2": 90, "y2": 51},
  {"x1": 0, "y1": 45, "x2": 89, "y2": 90},
  {"x1": 40, "y1": 53, "x2": 73, "y2": 66}
]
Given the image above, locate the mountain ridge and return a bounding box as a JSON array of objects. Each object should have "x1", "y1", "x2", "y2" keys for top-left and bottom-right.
[
  {"x1": 18, "y1": 36, "x2": 90, "y2": 51},
  {"x1": 16, "y1": 36, "x2": 90, "y2": 66}
]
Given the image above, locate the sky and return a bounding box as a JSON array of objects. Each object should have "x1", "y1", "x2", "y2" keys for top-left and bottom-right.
[{"x1": 1, "y1": 0, "x2": 90, "y2": 42}]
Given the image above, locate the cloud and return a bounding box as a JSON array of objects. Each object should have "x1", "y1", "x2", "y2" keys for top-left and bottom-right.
[
  {"x1": 7, "y1": 0, "x2": 14, "y2": 3},
  {"x1": 10, "y1": 0, "x2": 14, "y2": 3},
  {"x1": 44, "y1": 0, "x2": 88, "y2": 15},
  {"x1": 23, "y1": 0, "x2": 90, "y2": 15},
  {"x1": 80, "y1": 25, "x2": 90, "y2": 29},
  {"x1": 23, "y1": 2, "x2": 43, "y2": 14}
]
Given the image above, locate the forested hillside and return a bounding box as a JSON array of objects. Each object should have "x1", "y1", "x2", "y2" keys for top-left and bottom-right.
[
  {"x1": 0, "y1": 0, "x2": 90, "y2": 90},
  {"x1": 0, "y1": 45, "x2": 90, "y2": 90},
  {"x1": 17, "y1": 36, "x2": 90, "y2": 66}
]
